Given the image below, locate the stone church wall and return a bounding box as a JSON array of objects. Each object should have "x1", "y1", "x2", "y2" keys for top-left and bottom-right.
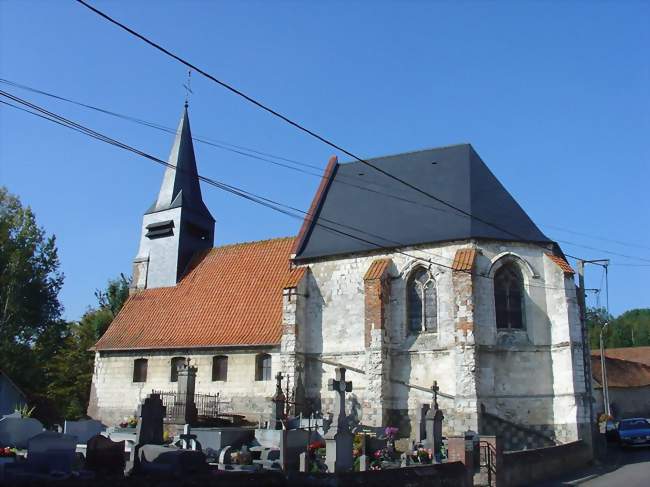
[
  {"x1": 89, "y1": 348, "x2": 280, "y2": 425},
  {"x1": 299, "y1": 239, "x2": 589, "y2": 446}
]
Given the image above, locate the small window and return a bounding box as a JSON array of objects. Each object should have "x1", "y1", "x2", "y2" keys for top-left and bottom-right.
[
  {"x1": 407, "y1": 267, "x2": 437, "y2": 333},
  {"x1": 170, "y1": 356, "x2": 186, "y2": 382},
  {"x1": 255, "y1": 353, "x2": 272, "y2": 381},
  {"x1": 494, "y1": 263, "x2": 525, "y2": 329},
  {"x1": 212, "y1": 355, "x2": 228, "y2": 381},
  {"x1": 133, "y1": 358, "x2": 148, "y2": 383}
]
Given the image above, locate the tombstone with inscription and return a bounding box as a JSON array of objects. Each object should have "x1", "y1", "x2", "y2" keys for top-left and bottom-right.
[
  {"x1": 126, "y1": 393, "x2": 166, "y2": 474},
  {"x1": 324, "y1": 367, "x2": 354, "y2": 473}
]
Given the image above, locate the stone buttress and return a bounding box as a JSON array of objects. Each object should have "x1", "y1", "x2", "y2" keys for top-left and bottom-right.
[{"x1": 362, "y1": 258, "x2": 392, "y2": 427}]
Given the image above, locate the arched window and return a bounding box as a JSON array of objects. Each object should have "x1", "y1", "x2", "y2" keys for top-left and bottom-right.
[
  {"x1": 255, "y1": 353, "x2": 272, "y2": 381},
  {"x1": 170, "y1": 356, "x2": 186, "y2": 382},
  {"x1": 212, "y1": 355, "x2": 228, "y2": 382},
  {"x1": 133, "y1": 358, "x2": 148, "y2": 383},
  {"x1": 494, "y1": 264, "x2": 525, "y2": 329},
  {"x1": 407, "y1": 267, "x2": 437, "y2": 333}
]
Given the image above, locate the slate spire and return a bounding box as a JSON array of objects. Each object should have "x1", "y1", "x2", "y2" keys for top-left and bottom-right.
[{"x1": 148, "y1": 105, "x2": 212, "y2": 219}]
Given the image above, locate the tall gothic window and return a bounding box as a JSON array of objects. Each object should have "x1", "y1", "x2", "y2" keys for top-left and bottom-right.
[
  {"x1": 170, "y1": 356, "x2": 186, "y2": 382},
  {"x1": 255, "y1": 353, "x2": 272, "y2": 381},
  {"x1": 133, "y1": 358, "x2": 148, "y2": 383},
  {"x1": 494, "y1": 264, "x2": 525, "y2": 329},
  {"x1": 407, "y1": 267, "x2": 437, "y2": 333},
  {"x1": 212, "y1": 355, "x2": 228, "y2": 381}
]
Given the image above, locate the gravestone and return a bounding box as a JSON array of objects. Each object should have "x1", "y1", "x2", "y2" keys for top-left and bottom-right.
[
  {"x1": 64, "y1": 419, "x2": 105, "y2": 444},
  {"x1": 271, "y1": 372, "x2": 286, "y2": 430},
  {"x1": 85, "y1": 434, "x2": 125, "y2": 474},
  {"x1": 324, "y1": 367, "x2": 353, "y2": 473},
  {"x1": 127, "y1": 393, "x2": 167, "y2": 475},
  {"x1": 416, "y1": 404, "x2": 430, "y2": 443},
  {"x1": 175, "y1": 360, "x2": 198, "y2": 425},
  {"x1": 0, "y1": 416, "x2": 44, "y2": 449},
  {"x1": 25, "y1": 431, "x2": 77, "y2": 475}
]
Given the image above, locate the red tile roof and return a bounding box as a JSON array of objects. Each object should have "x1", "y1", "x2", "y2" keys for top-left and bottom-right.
[
  {"x1": 593, "y1": 346, "x2": 650, "y2": 367},
  {"x1": 591, "y1": 355, "x2": 650, "y2": 388},
  {"x1": 545, "y1": 253, "x2": 575, "y2": 275},
  {"x1": 452, "y1": 248, "x2": 477, "y2": 271},
  {"x1": 95, "y1": 237, "x2": 296, "y2": 351},
  {"x1": 364, "y1": 259, "x2": 392, "y2": 280}
]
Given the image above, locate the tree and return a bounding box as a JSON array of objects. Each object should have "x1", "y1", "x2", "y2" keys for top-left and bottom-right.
[
  {"x1": 586, "y1": 306, "x2": 650, "y2": 349},
  {"x1": 45, "y1": 275, "x2": 130, "y2": 420},
  {"x1": 0, "y1": 187, "x2": 64, "y2": 392}
]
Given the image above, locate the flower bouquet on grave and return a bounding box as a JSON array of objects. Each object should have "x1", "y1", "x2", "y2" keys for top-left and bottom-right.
[
  {"x1": 416, "y1": 447, "x2": 433, "y2": 464},
  {"x1": 0, "y1": 447, "x2": 17, "y2": 458},
  {"x1": 383, "y1": 426, "x2": 399, "y2": 455}
]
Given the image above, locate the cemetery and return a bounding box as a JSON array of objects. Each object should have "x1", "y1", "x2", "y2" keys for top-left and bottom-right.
[{"x1": 0, "y1": 366, "x2": 476, "y2": 486}]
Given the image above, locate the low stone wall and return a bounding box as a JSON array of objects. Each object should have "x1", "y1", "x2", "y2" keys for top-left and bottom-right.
[
  {"x1": 501, "y1": 440, "x2": 592, "y2": 487},
  {"x1": 5, "y1": 463, "x2": 469, "y2": 487}
]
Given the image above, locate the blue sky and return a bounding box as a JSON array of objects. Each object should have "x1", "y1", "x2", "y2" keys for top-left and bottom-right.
[{"x1": 1, "y1": 0, "x2": 648, "y2": 320}]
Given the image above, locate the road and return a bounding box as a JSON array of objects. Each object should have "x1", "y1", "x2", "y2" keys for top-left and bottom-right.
[{"x1": 535, "y1": 444, "x2": 650, "y2": 487}]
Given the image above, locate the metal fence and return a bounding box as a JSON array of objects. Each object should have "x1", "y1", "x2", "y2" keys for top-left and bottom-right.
[{"x1": 151, "y1": 390, "x2": 228, "y2": 421}]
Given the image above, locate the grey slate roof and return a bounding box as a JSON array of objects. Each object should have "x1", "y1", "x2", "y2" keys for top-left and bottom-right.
[
  {"x1": 293, "y1": 144, "x2": 551, "y2": 261},
  {"x1": 146, "y1": 105, "x2": 214, "y2": 220}
]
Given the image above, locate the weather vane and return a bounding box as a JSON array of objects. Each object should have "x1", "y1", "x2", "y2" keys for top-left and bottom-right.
[{"x1": 183, "y1": 69, "x2": 193, "y2": 107}]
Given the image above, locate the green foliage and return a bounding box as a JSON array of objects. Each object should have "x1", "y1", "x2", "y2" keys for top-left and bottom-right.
[
  {"x1": 586, "y1": 307, "x2": 650, "y2": 349},
  {"x1": 0, "y1": 187, "x2": 130, "y2": 423},
  {"x1": 46, "y1": 276, "x2": 130, "y2": 420},
  {"x1": 0, "y1": 186, "x2": 65, "y2": 400}
]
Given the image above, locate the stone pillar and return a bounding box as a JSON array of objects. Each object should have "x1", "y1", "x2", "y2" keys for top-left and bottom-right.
[
  {"x1": 452, "y1": 249, "x2": 480, "y2": 435},
  {"x1": 363, "y1": 258, "x2": 392, "y2": 427},
  {"x1": 280, "y1": 267, "x2": 308, "y2": 414},
  {"x1": 176, "y1": 361, "x2": 198, "y2": 425}
]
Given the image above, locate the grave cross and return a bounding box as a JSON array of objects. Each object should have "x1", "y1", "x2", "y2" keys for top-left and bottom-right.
[
  {"x1": 431, "y1": 380, "x2": 440, "y2": 410},
  {"x1": 328, "y1": 367, "x2": 352, "y2": 429}
]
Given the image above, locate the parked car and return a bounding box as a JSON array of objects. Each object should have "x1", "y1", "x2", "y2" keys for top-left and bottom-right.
[{"x1": 617, "y1": 418, "x2": 650, "y2": 447}]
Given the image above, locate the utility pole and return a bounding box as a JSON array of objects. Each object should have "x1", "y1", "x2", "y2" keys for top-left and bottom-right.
[{"x1": 577, "y1": 259, "x2": 611, "y2": 419}]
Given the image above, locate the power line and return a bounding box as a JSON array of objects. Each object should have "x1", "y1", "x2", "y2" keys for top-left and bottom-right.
[
  {"x1": 539, "y1": 223, "x2": 650, "y2": 251},
  {"x1": 75, "y1": 0, "x2": 598, "y2": 264},
  {"x1": 1, "y1": 90, "x2": 580, "y2": 292},
  {"x1": 7, "y1": 76, "x2": 650, "y2": 265}
]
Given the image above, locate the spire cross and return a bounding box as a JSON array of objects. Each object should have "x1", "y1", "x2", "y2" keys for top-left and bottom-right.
[{"x1": 183, "y1": 69, "x2": 193, "y2": 107}]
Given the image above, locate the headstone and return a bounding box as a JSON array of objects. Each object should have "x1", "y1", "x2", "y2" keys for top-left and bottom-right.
[
  {"x1": 0, "y1": 417, "x2": 44, "y2": 449},
  {"x1": 175, "y1": 360, "x2": 198, "y2": 425},
  {"x1": 64, "y1": 419, "x2": 105, "y2": 444},
  {"x1": 135, "y1": 394, "x2": 166, "y2": 446},
  {"x1": 85, "y1": 434, "x2": 125, "y2": 474},
  {"x1": 137, "y1": 444, "x2": 207, "y2": 476},
  {"x1": 324, "y1": 367, "x2": 354, "y2": 473},
  {"x1": 271, "y1": 372, "x2": 286, "y2": 430},
  {"x1": 26, "y1": 431, "x2": 77, "y2": 475},
  {"x1": 416, "y1": 404, "x2": 430, "y2": 443},
  {"x1": 127, "y1": 393, "x2": 167, "y2": 475}
]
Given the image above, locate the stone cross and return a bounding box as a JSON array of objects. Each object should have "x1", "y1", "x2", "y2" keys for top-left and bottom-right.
[
  {"x1": 271, "y1": 372, "x2": 286, "y2": 430},
  {"x1": 327, "y1": 367, "x2": 352, "y2": 430},
  {"x1": 431, "y1": 380, "x2": 440, "y2": 411}
]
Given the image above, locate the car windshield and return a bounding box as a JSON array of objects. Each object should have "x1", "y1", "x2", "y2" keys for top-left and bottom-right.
[{"x1": 619, "y1": 419, "x2": 650, "y2": 431}]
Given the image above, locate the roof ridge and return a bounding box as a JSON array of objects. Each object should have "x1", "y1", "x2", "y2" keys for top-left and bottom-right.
[
  {"x1": 338, "y1": 143, "x2": 473, "y2": 166},
  {"x1": 210, "y1": 235, "x2": 296, "y2": 251}
]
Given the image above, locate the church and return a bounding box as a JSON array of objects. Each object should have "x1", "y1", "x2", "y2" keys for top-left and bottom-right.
[{"x1": 88, "y1": 104, "x2": 592, "y2": 450}]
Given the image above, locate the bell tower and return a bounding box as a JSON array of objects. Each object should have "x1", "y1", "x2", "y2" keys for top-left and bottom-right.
[{"x1": 132, "y1": 103, "x2": 215, "y2": 290}]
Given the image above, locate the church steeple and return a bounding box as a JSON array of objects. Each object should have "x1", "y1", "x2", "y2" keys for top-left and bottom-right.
[
  {"x1": 147, "y1": 105, "x2": 212, "y2": 220},
  {"x1": 132, "y1": 104, "x2": 215, "y2": 291}
]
